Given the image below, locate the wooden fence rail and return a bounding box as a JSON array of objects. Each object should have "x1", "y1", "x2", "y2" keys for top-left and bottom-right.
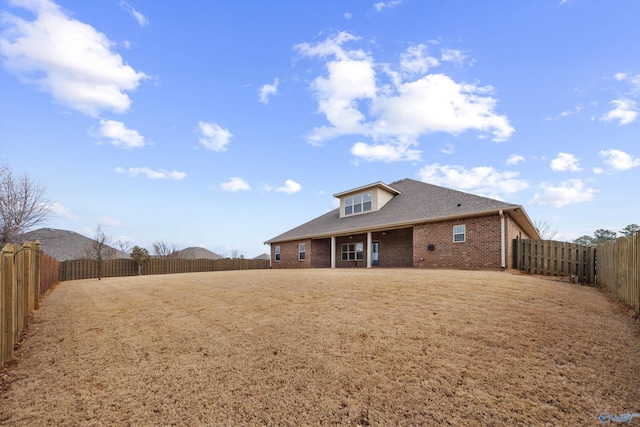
[
  {"x1": 59, "y1": 257, "x2": 270, "y2": 281},
  {"x1": 1, "y1": 241, "x2": 58, "y2": 367},
  {"x1": 513, "y1": 239, "x2": 595, "y2": 284},
  {"x1": 595, "y1": 234, "x2": 640, "y2": 315}
]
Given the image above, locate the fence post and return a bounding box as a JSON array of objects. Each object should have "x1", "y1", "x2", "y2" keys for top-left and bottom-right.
[{"x1": 1, "y1": 244, "x2": 16, "y2": 366}]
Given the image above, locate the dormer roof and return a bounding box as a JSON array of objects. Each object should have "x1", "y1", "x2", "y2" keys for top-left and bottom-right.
[{"x1": 333, "y1": 181, "x2": 401, "y2": 198}]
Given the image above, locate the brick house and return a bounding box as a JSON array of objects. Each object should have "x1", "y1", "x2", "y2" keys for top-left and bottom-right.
[{"x1": 264, "y1": 178, "x2": 540, "y2": 269}]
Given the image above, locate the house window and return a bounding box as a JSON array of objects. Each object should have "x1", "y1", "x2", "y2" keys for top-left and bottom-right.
[
  {"x1": 453, "y1": 225, "x2": 466, "y2": 242},
  {"x1": 298, "y1": 243, "x2": 306, "y2": 260},
  {"x1": 274, "y1": 246, "x2": 280, "y2": 262},
  {"x1": 344, "y1": 191, "x2": 372, "y2": 216},
  {"x1": 341, "y1": 243, "x2": 364, "y2": 261}
]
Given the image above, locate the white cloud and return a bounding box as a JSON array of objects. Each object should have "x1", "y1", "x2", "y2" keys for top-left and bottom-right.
[
  {"x1": 220, "y1": 177, "x2": 250, "y2": 192},
  {"x1": 440, "y1": 49, "x2": 468, "y2": 67},
  {"x1": 600, "y1": 99, "x2": 638, "y2": 125},
  {"x1": 529, "y1": 179, "x2": 596, "y2": 207},
  {"x1": 373, "y1": 0, "x2": 402, "y2": 11},
  {"x1": 599, "y1": 149, "x2": 640, "y2": 171},
  {"x1": 560, "y1": 103, "x2": 584, "y2": 117},
  {"x1": 276, "y1": 179, "x2": 302, "y2": 194},
  {"x1": 119, "y1": 1, "x2": 149, "y2": 27},
  {"x1": 400, "y1": 44, "x2": 439, "y2": 76},
  {"x1": 440, "y1": 144, "x2": 455, "y2": 155},
  {"x1": 418, "y1": 163, "x2": 529, "y2": 197},
  {"x1": 0, "y1": 0, "x2": 148, "y2": 116},
  {"x1": 258, "y1": 78, "x2": 279, "y2": 104},
  {"x1": 92, "y1": 119, "x2": 145, "y2": 148},
  {"x1": 296, "y1": 32, "x2": 514, "y2": 160},
  {"x1": 614, "y1": 72, "x2": 640, "y2": 92},
  {"x1": 344, "y1": 12, "x2": 352, "y2": 20},
  {"x1": 550, "y1": 152, "x2": 581, "y2": 172},
  {"x1": 372, "y1": 74, "x2": 514, "y2": 141},
  {"x1": 506, "y1": 154, "x2": 525, "y2": 165},
  {"x1": 115, "y1": 167, "x2": 186, "y2": 180},
  {"x1": 351, "y1": 141, "x2": 421, "y2": 162},
  {"x1": 50, "y1": 202, "x2": 78, "y2": 221},
  {"x1": 197, "y1": 121, "x2": 232, "y2": 151}
]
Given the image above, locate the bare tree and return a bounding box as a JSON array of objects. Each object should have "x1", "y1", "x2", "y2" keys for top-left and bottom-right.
[
  {"x1": 152, "y1": 240, "x2": 179, "y2": 258},
  {"x1": 534, "y1": 218, "x2": 558, "y2": 240},
  {"x1": 0, "y1": 163, "x2": 51, "y2": 244},
  {"x1": 84, "y1": 225, "x2": 116, "y2": 279},
  {"x1": 115, "y1": 239, "x2": 132, "y2": 253}
]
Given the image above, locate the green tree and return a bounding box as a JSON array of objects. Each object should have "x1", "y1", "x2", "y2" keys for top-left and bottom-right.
[
  {"x1": 592, "y1": 229, "x2": 617, "y2": 244},
  {"x1": 620, "y1": 224, "x2": 640, "y2": 238},
  {"x1": 130, "y1": 245, "x2": 150, "y2": 275},
  {"x1": 574, "y1": 235, "x2": 594, "y2": 246}
]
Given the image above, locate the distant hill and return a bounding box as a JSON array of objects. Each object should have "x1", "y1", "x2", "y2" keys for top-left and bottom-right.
[
  {"x1": 17, "y1": 228, "x2": 129, "y2": 261},
  {"x1": 174, "y1": 247, "x2": 223, "y2": 260}
]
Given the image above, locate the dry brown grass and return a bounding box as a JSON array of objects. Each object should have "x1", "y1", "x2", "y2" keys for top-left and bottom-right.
[{"x1": 1, "y1": 269, "x2": 639, "y2": 426}]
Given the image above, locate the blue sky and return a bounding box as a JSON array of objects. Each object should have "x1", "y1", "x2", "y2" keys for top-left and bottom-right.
[{"x1": 1, "y1": 0, "x2": 638, "y2": 258}]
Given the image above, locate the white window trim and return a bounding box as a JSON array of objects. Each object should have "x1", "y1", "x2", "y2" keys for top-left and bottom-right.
[
  {"x1": 341, "y1": 242, "x2": 364, "y2": 261},
  {"x1": 344, "y1": 191, "x2": 372, "y2": 216},
  {"x1": 453, "y1": 224, "x2": 466, "y2": 243},
  {"x1": 274, "y1": 245, "x2": 281, "y2": 262},
  {"x1": 298, "y1": 242, "x2": 306, "y2": 261}
]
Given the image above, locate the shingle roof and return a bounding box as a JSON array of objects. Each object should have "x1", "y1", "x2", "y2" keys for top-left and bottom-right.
[
  {"x1": 17, "y1": 228, "x2": 130, "y2": 261},
  {"x1": 175, "y1": 247, "x2": 223, "y2": 260},
  {"x1": 265, "y1": 178, "x2": 538, "y2": 243}
]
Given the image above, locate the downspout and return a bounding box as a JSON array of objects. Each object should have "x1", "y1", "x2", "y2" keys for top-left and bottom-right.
[{"x1": 499, "y1": 210, "x2": 506, "y2": 269}]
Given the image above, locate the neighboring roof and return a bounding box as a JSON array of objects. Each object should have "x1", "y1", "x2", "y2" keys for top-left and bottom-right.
[
  {"x1": 17, "y1": 228, "x2": 129, "y2": 261},
  {"x1": 253, "y1": 253, "x2": 271, "y2": 260},
  {"x1": 265, "y1": 178, "x2": 540, "y2": 243},
  {"x1": 175, "y1": 247, "x2": 223, "y2": 260}
]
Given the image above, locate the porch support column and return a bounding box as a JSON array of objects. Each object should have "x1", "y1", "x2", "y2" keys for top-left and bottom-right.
[
  {"x1": 331, "y1": 236, "x2": 336, "y2": 268},
  {"x1": 366, "y1": 232, "x2": 372, "y2": 268}
]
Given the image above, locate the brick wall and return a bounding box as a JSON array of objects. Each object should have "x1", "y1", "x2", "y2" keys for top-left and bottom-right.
[
  {"x1": 371, "y1": 228, "x2": 413, "y2": 267},
  {"x1": 335, "y1": 234, "x2": 367, "y2": 268},
  {"x1": 413, "y1": 215, "x2": 503, "y2": 269},
  {"x1": 272, "y1": 213, "x2": 530, "y2": 270},
  {"x1": 270, "y1": 239, "x2": 312, "y2": 269},
  {"x1": 311, "y1": 238, "x2": 331, "y2": 268}
]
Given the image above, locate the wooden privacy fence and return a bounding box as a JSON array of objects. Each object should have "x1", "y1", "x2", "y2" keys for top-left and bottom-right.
[
  {"x1": 595, "y1": 234, "x2": 640, "y2": 315},
  {"x1": 1, "y1": 241, "x2": 58, "y2": 367},
  {"x1": 513, "y1": 239, "x2": 595, "y2": 284},
  {"x1": 59, "y1": 257, "x2": 270, "y2": 281}
]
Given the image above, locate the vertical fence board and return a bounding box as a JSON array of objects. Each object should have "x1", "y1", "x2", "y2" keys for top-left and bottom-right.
[
  {"x1": 58, "y1": 258, "x2": 270, "y2": 280},
  {"x1": 514, "y1": 239, "x2": 593, "y2": 284},
  {"x1": 515, "y1": 234, "x2": 639, "y2": 316}
]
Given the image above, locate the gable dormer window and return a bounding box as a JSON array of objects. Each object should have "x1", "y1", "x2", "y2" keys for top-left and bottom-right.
[{"x1": 345, "y1": 191, "x2": 372, "y2": 216}]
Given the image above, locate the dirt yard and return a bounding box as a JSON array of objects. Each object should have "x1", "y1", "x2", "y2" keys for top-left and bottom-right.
[{"x1": 1, "y1": 269, "x2": 639, "y2": 426}]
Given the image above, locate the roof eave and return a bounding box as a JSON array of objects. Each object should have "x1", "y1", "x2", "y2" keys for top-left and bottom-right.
[{"x1": 265, "y1": 206, "x2": 540, "y2": 244}]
